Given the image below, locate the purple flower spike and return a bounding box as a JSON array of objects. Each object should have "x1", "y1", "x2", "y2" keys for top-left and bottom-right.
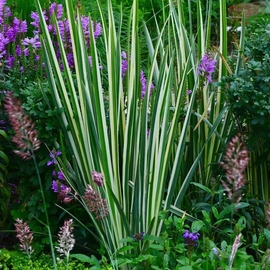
[
  {"x1": 197, "y1": 53, "x2": 217, "y2": 83},
  {"x1": 140, "y1": 70, "x2": 154, "y2": 98}
]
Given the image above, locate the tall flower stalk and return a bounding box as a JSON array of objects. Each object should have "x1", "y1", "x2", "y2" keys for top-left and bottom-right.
[
  {"x1": 4, "y1": 92, "x2": 57, "y2": 269},
  {"x1": 229, "y1": 233, "x2": 242, "y2": 270}
]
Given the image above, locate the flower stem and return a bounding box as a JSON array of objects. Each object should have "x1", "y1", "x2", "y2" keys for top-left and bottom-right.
[{"x1": 32, "y1": 151, "x2": 57, "y2": 270}]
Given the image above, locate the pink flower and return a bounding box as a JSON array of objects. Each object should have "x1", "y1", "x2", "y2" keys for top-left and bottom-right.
[
  {"x1": 83, "y1": 185, "x2": 108, "y2": 219},
  {"x1": 4, "y1": 92, "x2": 40, "y2": 160},
  {"x1": 56, "y1": 219, "x2": 75, "y2": 260},
  {"x1": 14, "y1": 219, "x2": 34, "y2": 258},
  {"x1": 220, "y1": 134, "x2": 249, "y2": 203},
  {"x1": 92, "y1": 171, "x2": 104, "y2": 187}
]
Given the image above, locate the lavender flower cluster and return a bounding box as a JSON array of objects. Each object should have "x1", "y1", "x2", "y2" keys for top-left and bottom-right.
[
  {"x1": 47, "y1": 150, "x2": 74, "y2": 204},
  {"x1": 0, "y1": 1, "x2": 102, "y2": 72},
  {"x1": 121, "y1": 51, "x2": 154, "y2": 98},
  {"x1": 197, "y1": 53, "x2": 217, "y2": 84}
]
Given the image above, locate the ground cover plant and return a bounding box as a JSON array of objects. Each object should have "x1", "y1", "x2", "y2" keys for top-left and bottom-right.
[{"x1": 0, "y1": 0, "x2": 270, "y2": 269}]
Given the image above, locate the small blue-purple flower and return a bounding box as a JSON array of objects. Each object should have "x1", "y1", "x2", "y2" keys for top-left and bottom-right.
[
  {"x1": 183, "y1": 229, "x2": 200, "y2": 247},
  {"x1": 197, "y1": 53, "x2": 217, "y2": 83},
  {"x1": 132, "y1": 232, "x2": 145, "y2": 241},
  {"x1": 47, "y1": 149, "x2": 62, "y2": 166}
]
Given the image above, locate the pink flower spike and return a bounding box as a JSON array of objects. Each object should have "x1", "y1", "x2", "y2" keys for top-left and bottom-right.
[{"x1": 14, "y1": 219, "x2": 34, "y2": 258}]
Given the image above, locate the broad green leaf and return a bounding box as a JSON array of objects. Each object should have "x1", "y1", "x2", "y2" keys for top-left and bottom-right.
[{"x1": 70, "y1": 254, "x2": 100, "y2": 264}]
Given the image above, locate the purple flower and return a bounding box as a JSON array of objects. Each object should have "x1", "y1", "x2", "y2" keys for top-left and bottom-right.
[
  {"x1": 12, "y1": 17, "x2": 27, "y2": 35},
  {"x1": 132, "y1": 232, "x2": 145, "y2": 241},
  {"x1": 58, "y1": 171, "x2": 65, "y2": 180},
  {"x1": 30, "y1": 11, "x2": 47, "y2": 33},
  {"x1": 187, "y1": 89, "x2": 192, "y2": 95},
  {"x1": 6, "y1": 55, "x2": 14, "y2": 68},
  {"x1": 197, "y1": 53, "x2": 217, "y2": 83},
  {"x1": 93, "y1": 22, "x2": 102, "y2": 40},
  {"x1": 52, "y1": 180, "x2": 59, "y2": 192},
  {"x1": 15, "y1": 44, "x2": 22, "y2": 56},
  {"x1": 140, "y1": 70, "x2": 154, "y2": 98},
  {"x1": 47, "y1": 149, "x2": 62, "y2": 166},
  {"x1": 22, "y1": 35, "x2": 41, "y2": 49},
  {"x1": 0, "y1": 33, "x2": 9, "y2": 51},
  {"x1": 58, "y1": 19, "x2": 69, "y2": 38},
  {"x1": 49, "y1": 3, "x2": 63, "y2": 19},
  {"x1": 122, "y1": 51, "x2": 128, "y2": 77},
  {"x1": 183, "y1": 230, "x2": 200, "y2": 247},
  {"x1": 0, "y1": 120, "x2": 6, "y2": 131}
]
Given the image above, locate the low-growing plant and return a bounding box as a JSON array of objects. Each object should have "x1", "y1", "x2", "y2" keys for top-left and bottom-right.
[
  {"x1": 0, "y1": 248, "x2": 89, "y2": 270},
  {"x1": 109, "y1": 210, "x2": 264, "y2": 269}
]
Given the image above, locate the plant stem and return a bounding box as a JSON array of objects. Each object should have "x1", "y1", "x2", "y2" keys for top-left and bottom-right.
[{"x1": 32, "y1": 151, "x2": 57, "y2": 270}]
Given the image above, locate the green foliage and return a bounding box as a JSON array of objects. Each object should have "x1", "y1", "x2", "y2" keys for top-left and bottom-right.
[
  {"x1": 109, "y1": 211, "x2": 263, "y2": 269},
  {"x1": 0, "y1": 64, "x2": 65, "y2": 238},
  {"x1": 221, "y1": 19, "x2": 270, "y2": 150},
  {"x1": 0, "y1": 248, "x2": 90, "y2": 270},
  {"x1": 189, "y1": 181, "x2": 270, "y2": 267},
  {"x1": 0, "y1": 129, "x2": 9, "y2": 228},
  {"x1": 36, "y1": 0, "x2": 233, "y2": 265}
]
